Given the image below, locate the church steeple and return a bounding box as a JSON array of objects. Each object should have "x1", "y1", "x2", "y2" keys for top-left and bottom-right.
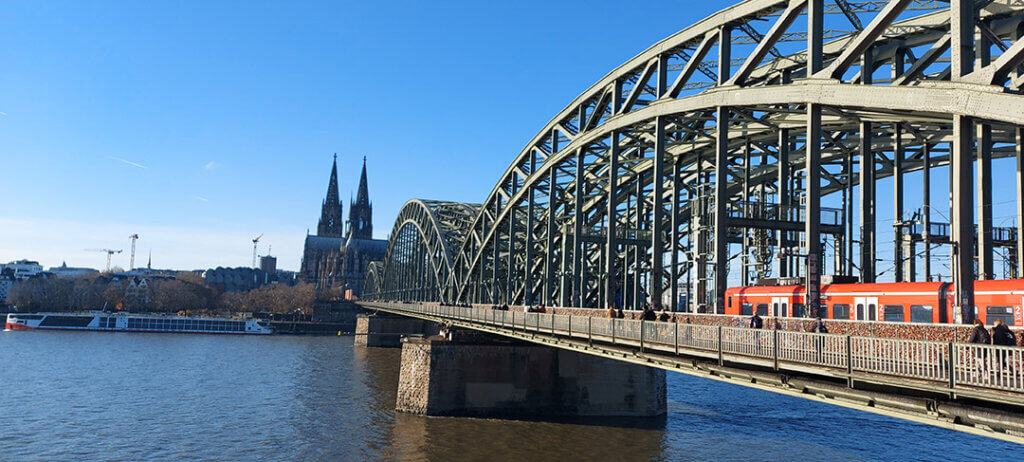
[
  {"x1": 348, "y1": 156, "x2": 373, "y2": 239},
  {"x1": 317, "y1": 154, "x2": 345, "y2": 238}
]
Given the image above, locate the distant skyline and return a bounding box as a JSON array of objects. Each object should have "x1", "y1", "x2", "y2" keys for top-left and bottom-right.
[{"x1": 1, "y1": 0, "x2": 715, "y2": 271}]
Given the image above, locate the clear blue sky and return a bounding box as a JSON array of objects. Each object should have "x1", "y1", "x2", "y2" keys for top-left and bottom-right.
[
  {"x1": 1, "y1": 0, "x2": 709, "y2": 271},
  {"x1": 2, "y1": 1, "x2": 1019, "y2": 280}
]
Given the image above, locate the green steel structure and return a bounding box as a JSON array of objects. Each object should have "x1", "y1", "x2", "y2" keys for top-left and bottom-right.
[{"x1": 366, "y1": 0, "x2": 1024, "y2": 321}]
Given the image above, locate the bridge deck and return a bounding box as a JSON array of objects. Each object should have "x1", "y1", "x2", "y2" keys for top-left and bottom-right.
[{"x1": 362, "y1": 301, "x2": 1024, "y2": 444}]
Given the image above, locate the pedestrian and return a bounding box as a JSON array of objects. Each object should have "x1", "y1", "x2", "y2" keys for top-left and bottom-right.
[
  {"x1": 750, "y1": 311, "x2": 763, "y2": 329},
  {"x1": 991, "y1": 319, "x2": 1015, "y2": 370},
  {"x1": 641, "y1": 305, "x2": 657, "y2": 321},
  {"x1": 809, "y1": 317, "x2": 828, "y2": 363},
  {"x1": 658, "y1": 308, "x2": 671, "y2": 322},
  {"x1": 810, "y1": 317, "x2": 828, "y2": 334},
  {"x1": 616, "y1": 308, "x2": 625, "y2": 319},
  {"x1": 967, "y1": 318, "x2": 991, "y2": 380},
  {"x1": 607, "y1": 304, "x2": 617, "y2": 318}
]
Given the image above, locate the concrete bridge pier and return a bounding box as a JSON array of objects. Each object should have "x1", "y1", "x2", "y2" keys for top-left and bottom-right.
[
  {"x1": 354, "y1": 313, "x2": 441, "y2": 347},
  {"x1": 396, "y1": 332, "x2": 666, "y2": 418}
]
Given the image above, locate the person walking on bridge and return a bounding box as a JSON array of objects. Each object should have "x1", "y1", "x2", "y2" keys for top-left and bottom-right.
[
  {"x1": 749, "y1": 312, "x2": 763, "y2": 329},
  {"x1": 992, "y1": 319, "x2": 1016, "y2": 371},
  {"x1": 968, "y1": 318, "x2": 992, "y2": 381}
]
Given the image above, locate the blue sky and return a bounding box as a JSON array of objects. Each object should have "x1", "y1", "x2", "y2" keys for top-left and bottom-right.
[
  {"x1": 1, "y1": 0, "x2": 704, "y2": 271},
  {"x1": 1, "y1": 1, "x2": 1019, "y2": 280}
]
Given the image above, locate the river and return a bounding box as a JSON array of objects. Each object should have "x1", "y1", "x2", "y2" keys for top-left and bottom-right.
[{"x1": 0, "y1": 330, "x2": 1018, "y2": 460}]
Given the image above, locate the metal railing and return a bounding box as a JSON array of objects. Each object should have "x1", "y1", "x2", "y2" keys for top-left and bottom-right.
[{"x1": 370, "y1": 302, "x2": 1024, "y2": 396}]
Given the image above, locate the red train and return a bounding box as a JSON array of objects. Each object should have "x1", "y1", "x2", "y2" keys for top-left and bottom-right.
[{"x1": 725, "y1": 280, "x2": 1024, "y2": 326}]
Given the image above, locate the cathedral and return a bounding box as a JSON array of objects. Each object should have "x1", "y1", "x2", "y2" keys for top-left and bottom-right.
[{"x1": 300, "y1": 155, "x2": 387, "y2": 296}]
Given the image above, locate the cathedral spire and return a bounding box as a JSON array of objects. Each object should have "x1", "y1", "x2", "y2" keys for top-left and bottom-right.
[
  {"x1": 355, "y1": 156, "x2": 369, "y2": 207},
  {"x1": 348, "y1": 156, "x2": 373, "y2": 239},
  {"x1": 325, "y1": 153, "x2": 340, "y2": 206},
  {"x1": 317, "y1": 154, "x2": 344, "y2": 237}
]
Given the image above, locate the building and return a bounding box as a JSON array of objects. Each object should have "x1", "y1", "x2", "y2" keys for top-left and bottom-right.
[
  {"x1": 124, "y1": 277, "x2": 153, "y2": 309},
  {"x1": 300, "y1": 156, "x2": 387, "y2": 296},
  {"x1": 0, "y1": 268, "x2": 15, "y2": 304},
  {"x1": 48, "y1": 262, "x2": 99, "y2": 278},
  {"x1": 1, "y1": 260, "x2": 44, "y2": 280},
  {"x1": 259, "y1": 255, "x2": 277, "y2": 274}
]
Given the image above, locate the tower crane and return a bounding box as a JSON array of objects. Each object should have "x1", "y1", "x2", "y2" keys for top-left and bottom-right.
[
  {"x1": 252, "y1": 234, "x2": 263, "y2": 268},
  {"x1": 86, "y1": 248, "x2": 123, "y2": 272},
  {"x1": 128, "y1": 234, "x2": 139, "y2": 270}
]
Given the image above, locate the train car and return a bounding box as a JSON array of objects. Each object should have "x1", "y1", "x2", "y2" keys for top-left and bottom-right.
[{"x1": 725, "y1": 279, "x2": 1024, "y2": 326}]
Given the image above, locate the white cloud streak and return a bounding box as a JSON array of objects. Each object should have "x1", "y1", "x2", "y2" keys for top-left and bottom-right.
[
  {"x1": 205, "y1": 161, "x2": 216, "y2": 170},
  {"x1": 109, "y1": 156, "x2": 148, "y2": 169}
]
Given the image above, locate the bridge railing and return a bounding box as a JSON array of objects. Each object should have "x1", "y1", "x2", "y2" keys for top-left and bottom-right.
[{"x1": 371, "y1": 302, "x2": 1024, "y2": 395}]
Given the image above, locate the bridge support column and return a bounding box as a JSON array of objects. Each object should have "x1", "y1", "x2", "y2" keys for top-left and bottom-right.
[
  {"x1": 714, "y1": 108, "x2": 729, "y2": 314},
  {"x1": 396, "y1": 335, "x2": 666, "y2": 417},
  {"x1": 1017, "y1": 127, "x2": 1024, "y2": 279},
  {"x1": 805, "y1": 102, "x2": 822, "y2": 318},
  {"x1": 355, "y1": 313, "x2": 441, "y2": 348},
  {"x1": 651, "y1": 118, "x2": 666, "y2": 308},
  {"x1": 777, "y1": 128, "x2": 789, "y2": 278},
  {"x1": 859, "y1": 121, "x2": 876, "y2": 283}
]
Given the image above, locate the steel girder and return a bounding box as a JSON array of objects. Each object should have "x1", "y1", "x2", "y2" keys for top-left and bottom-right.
[{"x1": 366, "y1": 1, "x2": 1024, "y2": 316}]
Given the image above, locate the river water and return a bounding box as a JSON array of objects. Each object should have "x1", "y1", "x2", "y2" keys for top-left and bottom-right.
[{"x1": 0, "y1": 330, "x2": 1018, "y2": 461}]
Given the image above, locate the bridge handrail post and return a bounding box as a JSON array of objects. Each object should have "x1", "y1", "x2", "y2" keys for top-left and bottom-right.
[
  {"x1": 612, "y1": 318, "x2": 617, "y2": 344},
  {"x1": 568, "y1": 314, "x2": 572, "y2": 337},
  {"x1": 773, "y1": 329, "x2": 779, "y2": 371},
  {"x1": 588, "y1": 316, "x2": 593, "y2": 346},
  {"x1": 640, "y1": 320, "x2": 645, "y2": 353},
  {"x1": 536, "y1": 312, "x2": 540, "y2": 333},
  {"x1": 674, "y1": 322, "x2": 679, "y2": 355},
  {"x1": 718, "y1": 325, "x2": 724, "y2": 366},
  {"x1": 550, "y1": 313, "x2": 555, "y2": 336},
  {"x1": 948, "y1": 342, "x2": 955, "y2": 392},
  {"x1": 846, "y1": 335, "x2": 853, "y2": 388}
]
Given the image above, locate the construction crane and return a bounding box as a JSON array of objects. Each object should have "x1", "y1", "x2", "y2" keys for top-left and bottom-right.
[
  {"x1": 128, "y1": 234, "x2": 139, "y2": 270},
  {"x1": 86, "y1": 248, "x2": 123, "y2": 272},
  {"x1": 252, "y1": 233, "x2": 263, "y2": 268}
]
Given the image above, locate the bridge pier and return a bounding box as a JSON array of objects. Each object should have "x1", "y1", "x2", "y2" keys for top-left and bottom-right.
[
  {"x1": 354, "y1": 313, "x2": 440, "y2": 348},
  {"x1": 396, "y1": 333, "x2": 666, "y2": 418}
]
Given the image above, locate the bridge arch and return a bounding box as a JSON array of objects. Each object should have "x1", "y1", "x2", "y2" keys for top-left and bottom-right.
[
  {"x1": 369, "y1": 199, "x2": 480, "y2": 302},
  {"x1": 370, "y1": 0, "x2": 1024, "y2": 320}
]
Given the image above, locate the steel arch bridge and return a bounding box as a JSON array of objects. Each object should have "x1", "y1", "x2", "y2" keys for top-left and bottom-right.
[{"x1": 366, "y1": 0, "x2": 1024, "y2": 320}]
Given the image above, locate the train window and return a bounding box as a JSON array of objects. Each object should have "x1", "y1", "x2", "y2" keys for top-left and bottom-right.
[
  {"x1": 883, "y1": 305, "x2": 904, "y2": 322},
  {"x1": 792, "y1": 304, "x2": 805, "y2": 318},
  {"x1": 856, "y1": 304, "x2": 864, "y2": 320},
  {"x1": 728, "y1": 297, "x2": 732, "y2": 308},
  {"x1": 910, "y1": 305, "x2": 933, "y2": 323},
  {"x1": 740, "y1": 303, "x2": 753, "y2": 316},
  {"x1": 986, "y1": 306, "x2": 1014, "y2": 326},
  {"x1": 772, "y1": 303, "x2": 780, "y2": 317},
  {"x1": 868, "y1": 304, "x2": 877, "y2": 321},
  {"x1": 832, "y1": 304, "x2": 850, "y2": 320},
  {"x1": 782, "y1": 303, "x2": 788, "y2": 317},
  {"x1": 756, "y1": 304, "x2": 768, "y2": 316}
]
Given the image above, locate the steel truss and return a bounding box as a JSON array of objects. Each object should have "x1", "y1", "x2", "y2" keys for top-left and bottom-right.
[{"x1": 365, "y1": 0, "x2": 1024, "y2": 323}]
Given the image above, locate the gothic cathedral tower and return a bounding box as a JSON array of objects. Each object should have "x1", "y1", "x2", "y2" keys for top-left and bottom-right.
[
  {"x1": 317, "y1": 154, "x2": 344, "y2": 238},
  {"x1": 347, "y1": 157, "x2": 373, "y2": 239}
]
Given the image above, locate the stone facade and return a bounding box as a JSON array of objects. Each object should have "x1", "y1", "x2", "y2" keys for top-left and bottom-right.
[
  {"x1": 354, "y1": 313, "x2": 439, "y2": 347},
  {"x1": 300, "y1": 156, "x2": 386, "y2": 296},
  {"x1": 396, "y1": 337, "x2": 666, "y2": 417}
]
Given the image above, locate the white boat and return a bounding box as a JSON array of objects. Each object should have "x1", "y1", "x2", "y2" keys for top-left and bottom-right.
[{"x1": 4, "y1": 313, "x2": 274, "y2": 335}]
